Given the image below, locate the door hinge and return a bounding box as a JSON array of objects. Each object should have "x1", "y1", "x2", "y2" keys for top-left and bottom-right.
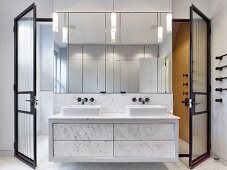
[
  {"x1": 13, "y1": 84, "x2": 16, "y2": 91},
  {"x1": 189, "y1": 98, "x2": 193, "y2": 108}
]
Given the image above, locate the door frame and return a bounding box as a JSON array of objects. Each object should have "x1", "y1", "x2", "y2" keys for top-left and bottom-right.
[
  {"x1": 172, "y1": 19, "x2": 190, "y2": 159},
  {"x1": 189, "y1": 4, "x2": 211, "y2": 168},
  {"x1": 14, "y1": 3, "x2": 37, "y2": 168}
]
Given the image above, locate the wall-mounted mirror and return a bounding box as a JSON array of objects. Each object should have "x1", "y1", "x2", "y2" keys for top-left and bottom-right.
[{"x1": 54, "y1": 12, "x2": 172, "y2": 94}]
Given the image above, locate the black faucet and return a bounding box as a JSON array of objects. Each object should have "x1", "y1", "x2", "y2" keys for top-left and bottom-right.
[
  {"x1": 76, "y1": 97, "x2": 81, "y2": 102},
  {"x1": 89, "y1": 97, "x2": 95, "y2": 102},
  {"x1": 132, "y1": 97, "x2": 137, "y2": 102},
  {"x1": 145, "y1": 97, "x2": 150, "y2": 102},
  {"x1": 77, "y1": 97, "x2": 94, "y2": 105},
  {"x1": 138, "y1": 97, "x2": 150, "y2": 105},
  {"x1": 82, "y1": 98, "x2": 88, "y2": 105}
]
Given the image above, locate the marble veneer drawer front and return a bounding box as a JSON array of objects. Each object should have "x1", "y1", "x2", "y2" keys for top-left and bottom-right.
[
  {"x1": 54, "y1": 141, "x2": 113, "y2": 157},
  {"x1": 49, "y1": 120, "x2": 178, "y2": 162},
  {"x1": 53, "y1": 124, "x2": 113, "y2": 140},
  {"x1": 114, "y1": 124, "x2": 174, "y2": 140},
  {"x1": 114, "y1": 141, "x2": 175, "y2": 157}
]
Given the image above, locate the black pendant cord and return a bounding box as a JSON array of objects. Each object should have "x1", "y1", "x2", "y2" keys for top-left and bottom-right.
[
  {"x1": 215, "y1": 77, "x2": 227, "y2": 81},
  {"x1": 216, "y1": 54, "x2": 227, "y2": 60},
  {"x1": 215, "y1": 65, "x2": 227, "y2": 71}
]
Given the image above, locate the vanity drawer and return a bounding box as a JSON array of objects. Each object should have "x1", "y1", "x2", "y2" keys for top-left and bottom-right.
[
  {"x1": 114, "y1": 141, "x2": 175, "y2": 157},
  {"x1": 114, "y1": 124, "x2": 174, "y2": 140},
  {"x1": 53, "y1": 124, "x2": 113, "y2": 140},
  {"x1": 54, "y1": 141, "x2": 113, "y2": 157}
]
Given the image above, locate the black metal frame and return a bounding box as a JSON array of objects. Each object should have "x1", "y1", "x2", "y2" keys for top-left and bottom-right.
[
  {"x1": 14, "y1": 3, "x2": 37, "y2": 169},
  {"x1": 189, "y1": 4, "x2": 211, "y2": 169},
  {"x1": 36, "y1": 18, "x2": 53, "y2": 22},
  {"x1": 173, "y1": 19, "x2": 190, "y2": 23}
]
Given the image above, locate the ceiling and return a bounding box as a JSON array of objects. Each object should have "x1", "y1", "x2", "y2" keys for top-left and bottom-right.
[
  {"x1": 54, "y1": 12, "x2": 172, "y2": 47},
  {"x1": 55, "y1": 0, "x2": 170, "y2": 12}
]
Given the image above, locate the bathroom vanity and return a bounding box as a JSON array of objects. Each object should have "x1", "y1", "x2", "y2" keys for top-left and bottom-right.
[{"x1": 49, "y1": 105, "x2": 179, "y2": 163}]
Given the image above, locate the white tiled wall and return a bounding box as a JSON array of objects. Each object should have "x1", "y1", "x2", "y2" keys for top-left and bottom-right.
[
  {"x1": 53, "y1": 93, "x2": 173, "y2": 114},
  {"x1": 38, "y1": 91, "x2": 54, "y2": 135},
  {"x1": 211, "y1": 0, "x2": 227, "y2": 161}
]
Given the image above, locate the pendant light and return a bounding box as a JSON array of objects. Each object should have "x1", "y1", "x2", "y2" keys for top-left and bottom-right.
[
  {"x1": 158, "y1": 13, "x2": 163, "y2": 43},
  {"x1": 111, "y1": 0, "x2": 116, "y2": 43},
  {"x1": 53, "y1": 0, "x2": 58, "y2": 32},
  {"x1": 166, "y1": 0, "x2": 172, "y2": 33},
  {"x1": 111, "y1": 12, "x2": 117, "y2": 28},
  {"x1": 62, "y1": 13, "x2": 68, "y2": 43},
  {"x1": 111, "y1": 29, "x2": 116, "y2": 43}
]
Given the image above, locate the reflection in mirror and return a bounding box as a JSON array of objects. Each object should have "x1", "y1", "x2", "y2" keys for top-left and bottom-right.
[
  {"x1": 53, "y1": 12, "x2": 172, "y2": 94},
  {"x1": 54, "y1": 13, "x2": 68, "y2": 93},
  {"x1": 68, "y1": 13, "x2": 106, "y2": 93}
]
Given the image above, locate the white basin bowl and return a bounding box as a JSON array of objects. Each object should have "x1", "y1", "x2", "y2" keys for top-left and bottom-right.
[
  {"x1": 127, "y1": 105, "x2": 167, "y2": 116},
  {"x1": 62, "y1": 105, "x2": 101, "y2": 117}
]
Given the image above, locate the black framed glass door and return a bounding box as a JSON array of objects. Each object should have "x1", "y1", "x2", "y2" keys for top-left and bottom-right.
[
  {"x1": 14, "y1": 3, "x2": 37, "y2": 168},
  {"x1": 189, "y1": 4, "x2": 211, "y2": 168}
]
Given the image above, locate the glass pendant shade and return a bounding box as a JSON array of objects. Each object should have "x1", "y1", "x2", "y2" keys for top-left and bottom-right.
[
  {"x1": 111, "y1": 12, "x2": 117, "y2": 28},
  {"x1": 111, "y1": 30, "x2": 116, "y2": 43}
]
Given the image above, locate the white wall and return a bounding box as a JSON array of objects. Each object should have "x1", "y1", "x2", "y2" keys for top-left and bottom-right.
[
  {"x1": 173, "y1": 0, "x2": 211, "y2": 19},
  {"x1": 0, "y1": 0, "x2": 53, "y2": 156},
  {"x1": 210, "y1": 0, "x2": 227, "y2": 161},
  {"x1": 55, "y1": 0, "x2": 170, "y2": 12}
]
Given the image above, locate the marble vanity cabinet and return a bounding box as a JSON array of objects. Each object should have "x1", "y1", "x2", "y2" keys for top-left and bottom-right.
[{"x1": 49, "y1": 114, "x2": 179, "y2": 162}]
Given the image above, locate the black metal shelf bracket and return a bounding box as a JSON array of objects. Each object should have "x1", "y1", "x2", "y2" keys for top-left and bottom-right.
[
  {"x1": 215, "y1": 77, "x2": 227, "y2": 81},
  {"x1": 215, "y1": 65, "x2": 227, "y2": 71},
  {"x1": 215, "y1": 98, "x2": 223, "y2": 103},
  {"x1": 215, "y1": 88, "x2": 227, "y2": 92},
  {"x1": 216, "y1": 54, "x2": 227, "y2": 60}
]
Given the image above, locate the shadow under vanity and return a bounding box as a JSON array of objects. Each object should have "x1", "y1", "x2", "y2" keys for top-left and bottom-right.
[{"x1": 49, "y1": 11, "x2": 179, "y2": 163}]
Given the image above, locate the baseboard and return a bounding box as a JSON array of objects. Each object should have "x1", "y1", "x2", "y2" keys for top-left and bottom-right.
[
  {"x1": 211, "y1": 153, "x2": 227, "y2": 166},
  {"x1": 0, "y1": 150, "x2": 14, "y2": 157}
]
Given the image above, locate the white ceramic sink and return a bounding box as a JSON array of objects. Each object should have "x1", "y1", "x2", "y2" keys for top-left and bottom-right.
[
  {"x1": 127, "y1": 105, "x2": 167, "y2": 116},
  {"x1": 62, "y1": 105, "x2": 101, "y2": 117}
]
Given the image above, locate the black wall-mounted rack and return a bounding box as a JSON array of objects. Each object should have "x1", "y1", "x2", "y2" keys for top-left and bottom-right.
[
  {"x1": 215, "y1": 53, "x2": 227, "y2": 103},
  {"x1": 215, "y1": 65, "x2": 227, "y2": 71},
  {"x1": 215, "y1": 88, "x2": 227, "y2": 92},
  {"x1": 215, "y1": 98, "x2": 223, "y2": 103},
  {"x1": 215, "y1": 77, "x2": 227, "y2": 81},
  {"x1": 216, "y1": 54, "x2": 227, "y2": 60}
]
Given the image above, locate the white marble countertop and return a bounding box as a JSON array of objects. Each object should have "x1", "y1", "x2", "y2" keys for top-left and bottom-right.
[{"x1": 49, "y1": 113, "x2": 180, "y2": 120}]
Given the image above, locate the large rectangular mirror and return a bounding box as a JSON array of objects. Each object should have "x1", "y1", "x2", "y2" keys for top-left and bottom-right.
[{"x1": 54, "y1": 12, "x2": 172, "y2": 94}]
